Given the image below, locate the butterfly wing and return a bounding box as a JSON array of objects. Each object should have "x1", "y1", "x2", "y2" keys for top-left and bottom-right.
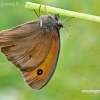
[
  {"x1": 0, "y1": 21, "x2": 60, "y2": 90},
  {"x1": 21, "y1": 29, "x2": 60, "y2": 90},
  {"x1": 0, "y1": 21, "x2": 53, "y2": 71}
]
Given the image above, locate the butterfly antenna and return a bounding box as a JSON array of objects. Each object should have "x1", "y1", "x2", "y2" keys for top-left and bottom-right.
[
  {"x1": 63, "y1": 25, "x2": 71, "y2": 37},
  {"x1": 63, "y1": 17, "x2": 75, "y2": 23},
  {"x1": 44, "y1": 6, "x2": 52, "y2": 17},
  {"x1": 62, "y1": 17, "x2": 75, "y2": 37}
]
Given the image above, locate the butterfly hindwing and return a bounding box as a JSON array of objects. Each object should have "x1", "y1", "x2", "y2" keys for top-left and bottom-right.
[{"x1": 0, "y1": 21, "x2": 53, "y2": 71}]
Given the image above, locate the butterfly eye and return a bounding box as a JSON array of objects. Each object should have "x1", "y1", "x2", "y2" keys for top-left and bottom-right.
[
  {"x1": 37, "y1": 69, "x2": 43, "y2": 75},
  {"x1": 57, "y1": 21, "x2": 63, "y2": 27}
]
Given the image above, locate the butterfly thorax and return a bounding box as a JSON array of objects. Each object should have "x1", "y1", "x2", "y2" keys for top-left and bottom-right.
[{"x1": 39, "y1": 14, "x2": 63, "y2": 31}]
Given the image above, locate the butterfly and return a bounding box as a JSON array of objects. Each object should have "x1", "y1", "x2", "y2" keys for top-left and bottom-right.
[{"x1": 0, "y1": 7, "x2": 64, "y2": 90}]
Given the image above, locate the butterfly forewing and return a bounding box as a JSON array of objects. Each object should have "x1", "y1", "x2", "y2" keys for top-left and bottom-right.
[{"x1": 21, "y1": 29, "x2": 60, "y2": 89}]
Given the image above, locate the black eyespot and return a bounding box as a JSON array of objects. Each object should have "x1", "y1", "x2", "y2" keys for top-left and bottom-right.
[
  {"x1": 37, "y1": 69, "x2": 43, "y2": 75},
  {"x1": 12, "y1": 44, "x2": 14, "y2": 46},
  {"x1": 29, "y1": 55, "x2": 32, "y2": 58}
]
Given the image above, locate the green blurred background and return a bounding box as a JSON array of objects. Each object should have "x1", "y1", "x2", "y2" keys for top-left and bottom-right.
[{"x1": 0, "y1": 0, "x2": 100, "y2": 100}]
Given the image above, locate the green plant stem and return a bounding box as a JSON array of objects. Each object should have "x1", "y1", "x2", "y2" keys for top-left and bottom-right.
[{"x1": 25, "y1": 2, "x2": 100, "y2": 23}]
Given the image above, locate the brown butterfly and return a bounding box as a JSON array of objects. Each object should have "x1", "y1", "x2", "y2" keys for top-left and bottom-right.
[{"x1": 0, "y1": 7, "x2": 64, "y2": 90}]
